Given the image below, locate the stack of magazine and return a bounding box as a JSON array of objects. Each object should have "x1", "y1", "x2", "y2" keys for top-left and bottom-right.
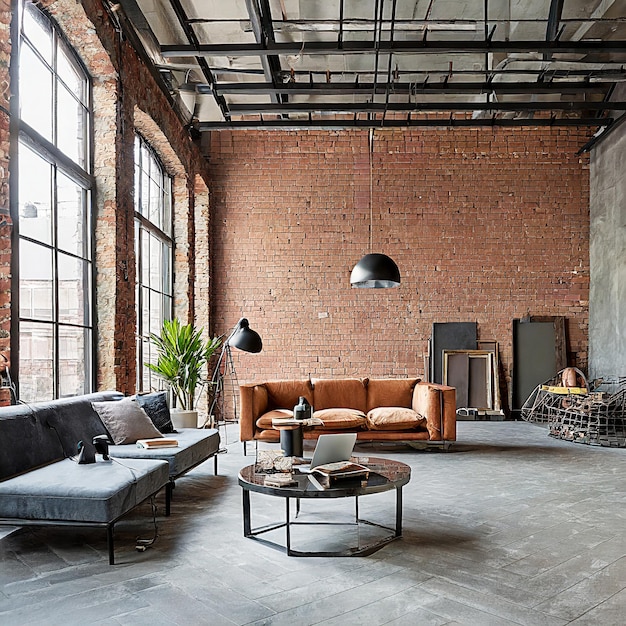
[{"x1": 308, "y1": 461, "x2": 369, "y2": 488}]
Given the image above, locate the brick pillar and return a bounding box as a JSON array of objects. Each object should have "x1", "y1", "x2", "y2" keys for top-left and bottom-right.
[{"x1": 0, "y1": 0, "x2": 13, "y2": 406}]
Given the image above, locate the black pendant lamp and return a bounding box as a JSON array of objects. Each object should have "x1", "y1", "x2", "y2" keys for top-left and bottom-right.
[{"x1": 350, "y1": 129, "x2": 401, "y2": 288}]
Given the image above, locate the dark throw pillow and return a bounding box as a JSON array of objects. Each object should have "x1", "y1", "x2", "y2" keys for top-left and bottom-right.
[{"x1": 135, "y1": 391, "x2": 175, "y2": 434}]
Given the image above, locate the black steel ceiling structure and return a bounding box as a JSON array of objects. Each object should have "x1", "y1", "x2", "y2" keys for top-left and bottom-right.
[{"x1": 114, "y1": 0, "x2": 626, "y2": 148}]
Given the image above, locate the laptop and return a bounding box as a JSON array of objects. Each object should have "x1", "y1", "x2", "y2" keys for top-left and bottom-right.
[{"x1": 298, "y1": 433, "x2": 357, "y2": 472}]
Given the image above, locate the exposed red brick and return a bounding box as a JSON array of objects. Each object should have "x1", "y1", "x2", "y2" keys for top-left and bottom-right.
[{"x1": 209, "y1": 129, "x2": 591, "y2": 412}]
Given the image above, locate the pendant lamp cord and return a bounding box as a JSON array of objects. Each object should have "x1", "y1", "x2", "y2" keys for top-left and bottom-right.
[{"x1": 368, "y1": 128, "x2": 374, "y2": 253}]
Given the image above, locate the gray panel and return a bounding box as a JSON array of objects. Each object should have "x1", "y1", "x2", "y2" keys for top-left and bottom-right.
[
  {"x1": 446, "y1": 352, "x2": 469, "y2": 407},
  {"x1": 431, "y1": 322, "x2": 477, "y2": 384},
  {"x1": 468, "y1": 356, "x2": 489, "y2": 409},
  {"x1": 513, "y1": 321, "x2": 557, "y2": 411}
]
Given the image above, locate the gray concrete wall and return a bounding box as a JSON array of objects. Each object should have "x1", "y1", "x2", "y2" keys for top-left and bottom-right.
[{"x1": 589, "y1": 110, "x2": 626, "y2": 379}]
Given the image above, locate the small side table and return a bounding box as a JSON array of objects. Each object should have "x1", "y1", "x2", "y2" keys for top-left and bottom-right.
[{"x1": 273, "y1": 422, "x2": 303, "y2": 457}]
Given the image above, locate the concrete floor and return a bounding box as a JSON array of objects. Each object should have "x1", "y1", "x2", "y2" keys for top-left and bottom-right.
[{"x1": 1, "y1": 422, "x2": 624, "y2": 625}]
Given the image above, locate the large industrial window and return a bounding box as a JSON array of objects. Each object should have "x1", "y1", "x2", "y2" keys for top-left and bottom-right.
[
  {"x1": 16, "y1": 1, "x2": 93, "y2": 401},
  {"x1": 134, "y1": 134, "x2": 173, "y2": 392}
]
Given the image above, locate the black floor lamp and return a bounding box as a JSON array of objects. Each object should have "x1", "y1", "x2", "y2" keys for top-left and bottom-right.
[{"x1": 208, "y1": 318, "x2": 262, "y2": 444}]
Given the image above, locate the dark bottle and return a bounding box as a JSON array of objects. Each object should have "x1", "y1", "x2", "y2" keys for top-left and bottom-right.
[{"x1": 293, "y1": 396, "x2": 312, "y2": 420}]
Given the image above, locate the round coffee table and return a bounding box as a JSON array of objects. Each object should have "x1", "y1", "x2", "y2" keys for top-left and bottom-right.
[{"x1": 238, "y1": 456, "x2": 411, "y2": 557}]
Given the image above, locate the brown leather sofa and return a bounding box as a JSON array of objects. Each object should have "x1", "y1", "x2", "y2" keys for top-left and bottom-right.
[{"x1": 239, "y1": 378, "x2": 456, "y2": 453}]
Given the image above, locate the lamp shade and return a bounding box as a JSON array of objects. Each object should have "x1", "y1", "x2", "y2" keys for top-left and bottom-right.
[
  {"x1": 227, "y1": 318, "x2": 263, "y2": 353},
  {"x1": 350, "y1": 253, "x2": 401, "y2": 288}
]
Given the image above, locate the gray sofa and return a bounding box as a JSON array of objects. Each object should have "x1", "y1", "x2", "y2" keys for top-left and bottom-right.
[{"x1": 0, "y1": 392, "x2": 220, "y2": 564}]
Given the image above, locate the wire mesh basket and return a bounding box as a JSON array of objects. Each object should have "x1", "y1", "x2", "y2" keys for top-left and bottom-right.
[{"x1": 521, "y1": 370, "x2": 626, "y2": 447}]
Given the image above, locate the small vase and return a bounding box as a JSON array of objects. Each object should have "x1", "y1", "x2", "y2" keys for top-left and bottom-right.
[{"x1": 293, "y1": 396, "x2": 312, "y2": 420}]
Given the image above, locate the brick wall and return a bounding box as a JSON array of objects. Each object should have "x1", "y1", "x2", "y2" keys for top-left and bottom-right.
[
  {"x1": 0, "y1": 0, "x2": 211, "y2": 402},
  {"x1": 208, "y1": 128, "x2": 591, "y2": 411},
  {"x1": 0, "y1": 0, "x2": 11, "y2": 405}
]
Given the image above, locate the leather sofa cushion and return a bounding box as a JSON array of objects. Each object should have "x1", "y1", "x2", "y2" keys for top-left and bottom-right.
[
  {"x1": 313, "y1": 408, "x2": 366, "y2": 429},
  {"x1": 366, "y1": 407, "x2": 426, "y2": 431},
  {"x1": 366, "y1": 378, "x2": 420, "y2": 412},
  {"x1": 264, "y1": 380, "x2": 314, "y2": 410},
  {"x1": 256, "y1": 409, "x2": 294, "y2": 429},
  {"x1": 313, "y1": 378, "x2": 368, "y2": 412}
]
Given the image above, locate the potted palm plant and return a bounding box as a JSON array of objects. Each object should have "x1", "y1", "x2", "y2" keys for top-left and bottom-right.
[{"x1": 146, "y1": 318, "x2": 222, "y2": 428}]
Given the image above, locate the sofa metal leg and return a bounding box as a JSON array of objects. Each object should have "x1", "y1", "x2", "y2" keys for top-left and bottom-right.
[
  {"x1": 214, "y1": 453, "x2": 218, "y2": 475},
  {"x1": 165, "y1": 481, "x2": 174, "y2": 516},
  {"x1": 243, "y1": 441, "x2": 247, "y2": 456},
  {"x1": 107, "y1": 524, "x2": 115, "y2": 565}
]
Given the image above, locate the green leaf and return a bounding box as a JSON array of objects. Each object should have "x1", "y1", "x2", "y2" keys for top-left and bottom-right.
[{"x1": 145, "y1": 319, "x2": 222, "y2": 410}]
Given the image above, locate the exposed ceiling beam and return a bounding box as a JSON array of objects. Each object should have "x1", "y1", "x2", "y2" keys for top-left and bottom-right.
[
  {"x1": 184, "y1": 18, "x2": 626, "y2": 29},
  {"x1": 227, "y1": 101, "x2": 624, "y2": 114},
  {"x1": 205, "y1": 81, "x2": 617, "y2": 96},
  {"x1": 546, "y1": 0, "x2": 565, "y2": 41},
  {"x1": 244, "y1": 0, "x2": 283, "y2": 108},
  {"x1": 167, "y1": 0, "x2": 228, "y2": 119},
  {"x1": 578, "y1": 109, "x2": 626, "y2": 152},
  {"x1": 544, "y1": 0, "x2": 565, "y2": 62},
  {"x1": 161, "y1": 40, "x2": 626, "y2": 58},
  {"x1": 197, "y1": 117, "x2": 613, "y2": 131}
]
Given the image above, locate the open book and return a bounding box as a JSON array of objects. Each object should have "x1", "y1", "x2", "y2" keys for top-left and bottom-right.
[
  {"x1": 136, "y1": 438, "x2": 179, "y2": 449},
  {"x1": 310, "y1": 461, "x2": 369, "y2": 487},
  {"x1": 271, "y1": 416, "x2": 324, "y2": 427}
]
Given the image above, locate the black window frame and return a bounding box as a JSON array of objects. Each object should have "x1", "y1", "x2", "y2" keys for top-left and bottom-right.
[
  {"x1": 10, "y1": 0, "x2": 95, "y2": 402},
  {"x1": 134, "y1": 132, "x2": 174, "y2": 393}
]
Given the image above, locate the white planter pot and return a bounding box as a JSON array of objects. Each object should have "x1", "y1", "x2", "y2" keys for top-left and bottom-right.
[{"x1": 170, "y1": 409, "x2": 198, "y2": 429}]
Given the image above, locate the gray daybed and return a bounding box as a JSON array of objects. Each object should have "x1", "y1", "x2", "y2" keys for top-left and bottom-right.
[{"x1": 0, "y1": 391, "x2": 220, "y2": 563}]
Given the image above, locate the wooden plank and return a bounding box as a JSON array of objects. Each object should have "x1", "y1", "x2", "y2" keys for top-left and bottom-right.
[{"x1": 478, "y1": 340, "x2": 501, "y2": 410}]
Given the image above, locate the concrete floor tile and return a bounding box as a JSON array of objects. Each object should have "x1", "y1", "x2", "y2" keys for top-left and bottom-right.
[
  {"x1": 418, "y1": 577, "x2": 566, "y2": 626},
  {"x1": 532, "y1": 556, "x2": 626, "y2": 620},
  {"x1": 566, "y1": 587, "x2": 626, "y2": 625},
  {"x1": 1, "y1": 422, "x2": 624, "y2": 625}
]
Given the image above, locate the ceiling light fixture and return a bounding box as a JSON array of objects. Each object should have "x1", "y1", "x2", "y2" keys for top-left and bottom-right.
[{"x1": 350, "y1": 129, "x2": 401, "y2": 288}]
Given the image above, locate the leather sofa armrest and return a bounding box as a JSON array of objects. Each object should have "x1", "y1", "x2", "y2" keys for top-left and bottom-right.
[
  {"x1": 239, "y1": 383, "x2": 269, "y2": 442},
  {"x1": 413, "y1": 382, "x2": 457, "y2": 441}
]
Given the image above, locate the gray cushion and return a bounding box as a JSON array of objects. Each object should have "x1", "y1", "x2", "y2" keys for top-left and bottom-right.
[
  {"x1": 0, "y1": 458, "x2": 168, "y2": 523},
  {"x1": 0, "y1": 391, "x2": 122, "y2": 480},
  {"x1": 108, "y1": 428, "x2": 220, "y2": 478},
  {"x1": 92, "y1": 398, "x2": 163, "y2": 445}
]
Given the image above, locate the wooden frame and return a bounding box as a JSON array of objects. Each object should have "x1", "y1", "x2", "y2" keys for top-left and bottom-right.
[{"x1": 443, "y1": 350, "x2": 495, "y2": 410}]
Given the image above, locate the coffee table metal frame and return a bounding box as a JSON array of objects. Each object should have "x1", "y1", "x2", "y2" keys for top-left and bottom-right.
[{"x1": 238, "y1": 457, "x2": 410, "y2": 557}]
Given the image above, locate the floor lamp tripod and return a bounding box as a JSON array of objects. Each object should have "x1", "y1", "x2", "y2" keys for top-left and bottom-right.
[{"x1": 208, "y1": 318, "x2": 262, "y2": 447}]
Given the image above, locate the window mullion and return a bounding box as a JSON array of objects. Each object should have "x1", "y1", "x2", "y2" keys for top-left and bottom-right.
[
  {"x1": 18, "y1": 125, "x2": 94, "y2": 189},
  {"x1": 52, "y1": 165, "x2": 59, "y2": 398},
  {"x1": 51, "y1": 26, "x2": 57, "y2": 150}
]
